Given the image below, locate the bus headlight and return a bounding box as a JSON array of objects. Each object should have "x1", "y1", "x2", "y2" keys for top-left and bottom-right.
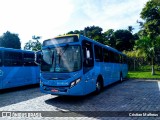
[{"x1": 70, "y1": 78, "x2": 81, "y2": 88}]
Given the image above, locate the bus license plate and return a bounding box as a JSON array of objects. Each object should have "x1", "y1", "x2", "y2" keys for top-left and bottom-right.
[{"x1": 51, "y1": 89, "x2": 59, "y2": 92}]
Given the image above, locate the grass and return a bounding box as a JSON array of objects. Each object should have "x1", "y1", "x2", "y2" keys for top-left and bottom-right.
[{"x1": 127, "y1": 71, "x2": 160, "y2": 79}]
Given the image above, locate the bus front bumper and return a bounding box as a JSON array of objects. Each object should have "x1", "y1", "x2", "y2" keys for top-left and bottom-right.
[{"x1": 40, "y1": 80, "x2": 85, "y2": 96}]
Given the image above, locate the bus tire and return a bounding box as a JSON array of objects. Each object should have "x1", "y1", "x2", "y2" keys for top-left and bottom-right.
[{"x1": 95, "y1": 77, "x2": 103, "y2": 94}]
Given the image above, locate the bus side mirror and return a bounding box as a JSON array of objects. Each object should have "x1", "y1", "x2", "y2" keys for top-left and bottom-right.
[
  {"x1": 35, "y1": 51, "x2": 42, "y2": 66},
  {"x1": 86, "y1": 50, "x2": 90, "y2": 58}
]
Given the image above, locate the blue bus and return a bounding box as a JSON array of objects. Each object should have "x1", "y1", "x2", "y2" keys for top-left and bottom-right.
[
  {"x1": 40, "y1": 34, "x2": 128, "y2": 96},
  {"x1": 0, "y1": 47, "x2": 40, "y2": 90}
]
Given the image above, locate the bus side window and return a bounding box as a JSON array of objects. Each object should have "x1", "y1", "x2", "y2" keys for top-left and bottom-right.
[
  {"x1": 82, "y1": 40, "x2": 94, "y2": 73},
  {"x1": 94, "y1": 45, "x2": 103, "y2": 62},
  {"x1": 109, "y1": 51, "x2": 115, "y2": 63},
  {"x1": 114, "y1": 53, "x2": 120, "y2": 63},
  {"x1": 4, "y1": 51, "x2": 23, "y2": 66},
  {"x1": 23, "y1": 52, "x2": 36, "y2": 66},
  {"x1": 103, "y1": 49, "x2": 109, "y2": 62}
]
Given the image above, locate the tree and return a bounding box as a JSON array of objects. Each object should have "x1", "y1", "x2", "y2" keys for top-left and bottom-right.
[
  {"x1": 133, "y1": 33, "x2": 139, "y2": 40},
  {"x1": 84, "y1": 26, "x2": 105, "y2": 43},
  {"x1": 103, "y1": 29, "x2": 115, "y2": 47},
  {"x1": 24, "y1": 40, "x2": 33, "y2": 50},
  {"x1": 135, "y1": 36, "x2": 152, "y2": 59},
  {"x1": 140, "y1": 0, "x2": 160, "y2": 75},
  {"x1": 67, "y1": 27, "x2": 135, "y2": 51},
  {"x1": 67, "y1": 26, "x2": 108, "y2": 44},
  {"x1": 128, "y1": 26, "x2": 134, "y2": 33},
  {"x1": 67, "y1": 30, "x2": 84, "y2": 35},
  {"x1": 141, "y1": 0, "x2": 160, "y2": 37},
  {"x1": 123, "y1": 49, "x2": 146, "y2": 71},
  {"x1": 114, "y1": 30, "x2": 134, "y2": 51},
  {"x1": 24, "y1": 36, "x2": 41, "y2": 51},
  {"x1": 0, "y1": 31, "x2": 21, "y2": 49}
]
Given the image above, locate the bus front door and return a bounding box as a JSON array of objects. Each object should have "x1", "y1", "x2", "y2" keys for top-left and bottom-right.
[{"x1": 82, "y1": 40, "x2": 95, "y2": 94}]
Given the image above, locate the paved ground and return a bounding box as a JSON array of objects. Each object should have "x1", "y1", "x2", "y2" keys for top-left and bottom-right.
[{"x1": 0, "y1": 79, "x2": 160, "y2": 120}]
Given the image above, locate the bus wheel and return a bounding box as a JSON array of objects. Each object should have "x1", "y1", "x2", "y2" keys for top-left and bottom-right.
[{"x1": 95, "y1": 79, "x2": 103, "y2": 94}]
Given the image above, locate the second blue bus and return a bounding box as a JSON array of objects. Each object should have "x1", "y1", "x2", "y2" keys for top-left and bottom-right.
[{"x1": 0, "y1": 47, "x2": 40, "y2": 90}]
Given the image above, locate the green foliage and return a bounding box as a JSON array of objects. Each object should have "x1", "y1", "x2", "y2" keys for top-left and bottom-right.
[
  {"x1": 104, "y1": 29, "x2": 115, "y2": 47},
  {"x1": 24, "y1": 36, "x2": 41, "y2": 51},
  {"x1": 135, "y1": 36, "x2": 152, "y2": 59},
  {"x1": 67, "y1": 27, "x2": 135, "y2": 51},
  {"x1": 140, "y1": 0, "x2": 160, "y2": 38},
  {"x1": 84, "y1": 26, "x2": 103, "y2": 41},
  {"x1": 67, "y1": 30, "x2": 84, "y2": 35},
  {"x1": 0, "y1": 31, "x2": 21, "y2": 49},
  {"x1": 123, "y1": 50, "x2": 148, "y2": 71},
  {"x1": 133, "y1": 33, "x2": 139, "y2": 40},
  {"x1": 136, "y1": 0, "x2": 160, "y2": 75},
  {"x1": 24, "y1": 40, "x2": 33, "y2": 50},
  {"x1": 136, "y1": 36, "x2": 160, "y2": 57},
  {"x1": 128, "y1": 26, "x2": 134, "y2": 33},
  {"x1": 123, "y1": 50, "x2": 146, "y2": 58},
  {"x1": 114, "y1": 30, "x2": 134, "y2": 51},
  {"x1": 138, "y1": 0, "x2": 160, "y2": 38},
  {"x1": 67, "y1": 25, "x2": 108, "y2": 44},
  {"x1": 127, "y1": 71, "x2": 160, "y2": 79}
]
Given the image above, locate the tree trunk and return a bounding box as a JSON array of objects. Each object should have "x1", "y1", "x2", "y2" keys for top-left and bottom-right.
[
  {"x1": 151, "y1": 57, "x2": 155, "y2": 75},
  {"x1": 134, "y1": 58, "x2": 136, "y2": 71},
  {"x1": 151, "y1": 65, "x2": 155, "y2": 75}
]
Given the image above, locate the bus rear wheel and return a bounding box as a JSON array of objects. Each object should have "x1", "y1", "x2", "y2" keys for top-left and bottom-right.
[{"x1": 95, "y1": 79, "x2": 103, "y2": 94}]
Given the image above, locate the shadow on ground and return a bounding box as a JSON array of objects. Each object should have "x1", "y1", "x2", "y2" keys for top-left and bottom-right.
[
  {"x1": 0, "y1": 84, "x2": 45, "y2": 108},
  {"x1": 44, "y1": 79, "x2": 160, "y2": 118}
]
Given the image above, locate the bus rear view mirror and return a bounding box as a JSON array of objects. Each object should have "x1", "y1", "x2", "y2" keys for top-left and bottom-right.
[
  {"x1": 35, "y1": 51, "x2": 42, "y2": 66},
  {"x1": 86, "y1": 50, "x2": 90, "y2": 58}
]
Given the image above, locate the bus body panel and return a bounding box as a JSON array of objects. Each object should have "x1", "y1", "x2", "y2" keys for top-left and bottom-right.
[
  {"x1": 83, "y1": 67, "x2": 97, "y2": 95},
  {"x1": 2, "y1": 67, "x2": 28, "y2": 88},
  {"x1": 0, "y1": 66, "x2": 39, "y2": 89},
  {"x1": 40, "y1": 70, "x2": 87, "y2": 96},
  {"x1": 112, "y1": 63, "x2": 120, "y2": 82},
  {"x1": 40, "y1": 81, "x2": 85, "y2": 96},
  {"x1": 122, "y1": 64, "x2": 128, "y2": 78}
]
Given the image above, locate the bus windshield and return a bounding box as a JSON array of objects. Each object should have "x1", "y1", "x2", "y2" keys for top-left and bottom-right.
[{"x1": 41, "y1": 45, "x2": 81, "y2": 72}]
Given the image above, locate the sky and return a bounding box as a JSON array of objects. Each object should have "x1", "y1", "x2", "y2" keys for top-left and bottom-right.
[{"x1": 0, "y1": 0, "x2": 149, "y2": 49}]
